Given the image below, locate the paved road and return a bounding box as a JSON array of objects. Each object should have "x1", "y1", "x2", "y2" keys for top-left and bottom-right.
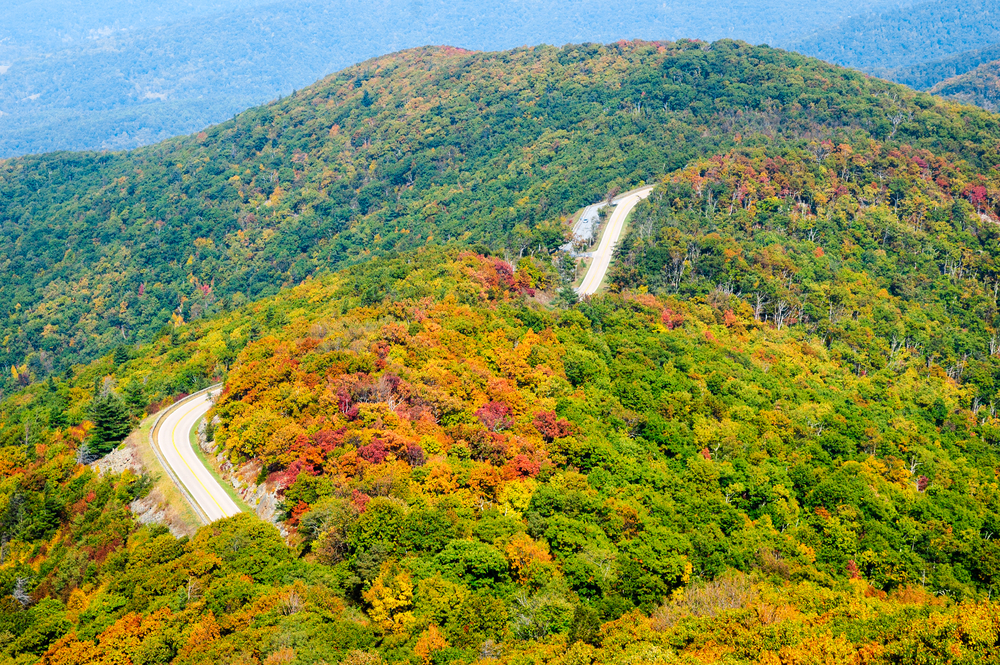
[
  {"x1": 560, "y1": 202, "x2": 606, "y2": 256},
  {"x1": 154, "y1": 389, "x2": 241, "y2": 523},
  {"x1": 576, "y1": 186, "x2": 655, "y2": 296}
]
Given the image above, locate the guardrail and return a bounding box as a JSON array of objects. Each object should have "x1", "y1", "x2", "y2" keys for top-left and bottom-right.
[{"x1": 147, "y1": 383, "x2": 222, "y2": 526}]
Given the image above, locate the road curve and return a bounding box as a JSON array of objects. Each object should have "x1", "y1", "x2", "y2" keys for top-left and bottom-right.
[
  {"x1": 576, "y1": 186, "x2": 655, "y2": 296},
  {"x1": 153, "y1": 389, "x2": 241, "y2": 523}
]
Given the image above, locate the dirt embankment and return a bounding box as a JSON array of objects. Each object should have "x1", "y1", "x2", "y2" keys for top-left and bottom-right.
[{"x1": 91, "y1": 415, "x2": 288, "y2": 539}]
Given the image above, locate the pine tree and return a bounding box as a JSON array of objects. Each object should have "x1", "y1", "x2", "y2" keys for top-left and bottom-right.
[
  {"x1": 121, "y1": 380, "x2": 147, "y2": 419},
  {"x1": 112, "y1": 345, "x2": 130, "y2": 366},
  {"x1": 88, "y1": 392, "x2": 132, "y2": 456}
]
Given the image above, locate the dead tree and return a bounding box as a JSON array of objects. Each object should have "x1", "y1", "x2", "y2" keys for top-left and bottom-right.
[
  {"x1": 774, "y1": 300, "x2": 789, "y2": 330},
  {"x1": 752, "y1": 293, "x2": 768, "y2": 322}
]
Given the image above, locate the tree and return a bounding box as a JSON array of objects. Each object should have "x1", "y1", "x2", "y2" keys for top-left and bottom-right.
[
  {"x1": 364, "y1": 562, "x2": 416, "y2": 634},
  {"x1": 568, "y1": 604, "x2": 602, "y2": 645},
  {"x1": 88, "y1": 391, "x2": 132, "y2": 456},
  {"x1": 121, "y1": 380, "x2": 147, "y2": 419},
  {"x1": 112, "y1": 345, "x2": 130, "y2": 366},
  {"x1": 557, "y1": 286, "x2": 580, "y2": 308},
  {"x1": 414, "y1": 625, "x2": 449, "y2": 665}
]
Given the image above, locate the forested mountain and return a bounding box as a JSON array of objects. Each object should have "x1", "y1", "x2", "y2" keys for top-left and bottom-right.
[
  {"x1": 0, "y1": 0, "x2": 913, "y2": 156},
  {"x1": 6, "y1": 37, "x2": 1000, "y2": 664},
  {"x1": 929, "y1": 60, "x2": 1000, "y2": 111},
  {"x1": 856, "y1": 34, "x2": 1000, "y2": 109},
  {"x1": 794, "y1": 0, "x2": 1000, "y2": 74},
  {"x1": 5, "y1": 39, "x2": 1000, "y2": 397}
]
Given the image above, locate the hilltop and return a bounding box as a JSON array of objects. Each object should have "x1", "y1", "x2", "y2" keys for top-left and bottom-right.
[{"x1": 3, "y1": 39, "x2": 1000, "y2": 389}]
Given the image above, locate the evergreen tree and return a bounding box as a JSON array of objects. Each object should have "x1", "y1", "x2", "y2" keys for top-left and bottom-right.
[
  {"x1": 88, "y1": 392, "x2": 131, "y2": 456},
  {"x1": 121, "y1": 380, "x2": 146, "y2": 419},
  {"x1": 112, "y1": 345, "x2": 130, "y2": 366},
  {"x1": 556, "y1": 286, "x2": 579, "y2": 308}
]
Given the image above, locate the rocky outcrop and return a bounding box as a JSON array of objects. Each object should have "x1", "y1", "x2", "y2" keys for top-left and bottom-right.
[
  {"x1": 91, "y1": 433, "x2": 194, "y2": 538},
  {"x1": 198, "y1": 417, "x2": 288, "y2": 537}
]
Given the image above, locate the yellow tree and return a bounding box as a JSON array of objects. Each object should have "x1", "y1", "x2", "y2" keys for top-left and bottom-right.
[
  {"x1": 414, "y1": 625, "x2": 449, "y2": 665},
  {"x1": 364, "y1": 562, "x2": 416, "y2": 634}
]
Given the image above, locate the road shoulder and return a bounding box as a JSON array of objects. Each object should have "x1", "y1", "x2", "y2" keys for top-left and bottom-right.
[
  {"x1": 188, "y1": 414, "x2": 255, "y2": 514},
  {"x1": 91, "y1": 416, "x2": 202, "y2": 536},
  {"x1": 149, "y1": 387, "x2": 221, "y2": 525}
]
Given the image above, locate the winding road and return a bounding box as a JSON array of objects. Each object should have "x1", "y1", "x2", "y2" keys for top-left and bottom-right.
[
  {"x1": 576, "y1": 185, "x2": 655, "y2": 296},
  {"x1": 152, "y1": 388, "x2": 242, "y2": 524},
  {"x1": 147, "y1": 186, "x2": 654, "y2": 522}
]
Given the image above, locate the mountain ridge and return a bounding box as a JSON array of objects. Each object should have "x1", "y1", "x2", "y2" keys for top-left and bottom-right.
[
  {"x1": 890, "y1": 41, "x2": 1000, "y2": 89},
  {"x1": 11, "y1": 38, "x2": 999, "y2": 386}
]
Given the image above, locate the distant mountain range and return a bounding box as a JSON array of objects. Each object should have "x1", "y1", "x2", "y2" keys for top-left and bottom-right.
[
  {"x1": 6, "y1": 0, "x2": 1000, "y2": 158},
  {"x1": 0, "y1": 0, "x2": 917, "y2": 157},
  {"x1": 891, "y1": 43, "x2": 1000, "y2": 90},
  {"x1": 785, "y1": 0, "x2": 1000, "y2": 112},
  {"x1": 792, "y1": 0, "x2": 1000, "y2": 73}
]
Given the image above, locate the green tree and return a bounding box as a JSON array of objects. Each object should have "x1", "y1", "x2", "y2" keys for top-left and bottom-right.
[{"x1": 88, "y1": 391, "x2": 132, "y2": 456}]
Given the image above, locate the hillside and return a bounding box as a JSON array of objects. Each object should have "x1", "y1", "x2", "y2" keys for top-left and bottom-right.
[
  {"x1": 3, "y1": 241, "x2": 1000, "y2": 662},
  {"x1": 930, "y1": 60, "x2": 1000, "y2": 111},
  {"x1": 891, "y1": 42, "x2": 1000, "y2": 90},
  {"x1": 4, "y1": 39, "x2": 1000, "y2": 392},
  {"x1": 0, "y1": 0, "x2": 909, "y2": 157}
]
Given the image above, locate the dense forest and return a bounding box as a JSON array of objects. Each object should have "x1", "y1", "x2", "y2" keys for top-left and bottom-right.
[
  {"x1": 4, "y1": 39, "x2": 1000, "y2": 393},
  {"x1": 5, "y1": 37, "x2": 1000, "y2": 663},
  {"x1": 3, "y1": 247, "x2": 1000, "y2": 664},
  {"x1": 610, "y1": 141, "x2": 1000, "y2": 379}
]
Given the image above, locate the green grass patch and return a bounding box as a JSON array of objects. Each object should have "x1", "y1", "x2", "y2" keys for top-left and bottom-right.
[
  {"x1": 189, "y1": 416, "x2": 255, "y2": 514},
  {"x1": 132, "y1": 415, "x2": 203, "y2": 533}
]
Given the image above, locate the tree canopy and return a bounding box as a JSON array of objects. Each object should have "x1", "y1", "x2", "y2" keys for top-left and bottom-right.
[{"x1": 4, "y1": 39, "x2": 1000, "y2": 388}]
